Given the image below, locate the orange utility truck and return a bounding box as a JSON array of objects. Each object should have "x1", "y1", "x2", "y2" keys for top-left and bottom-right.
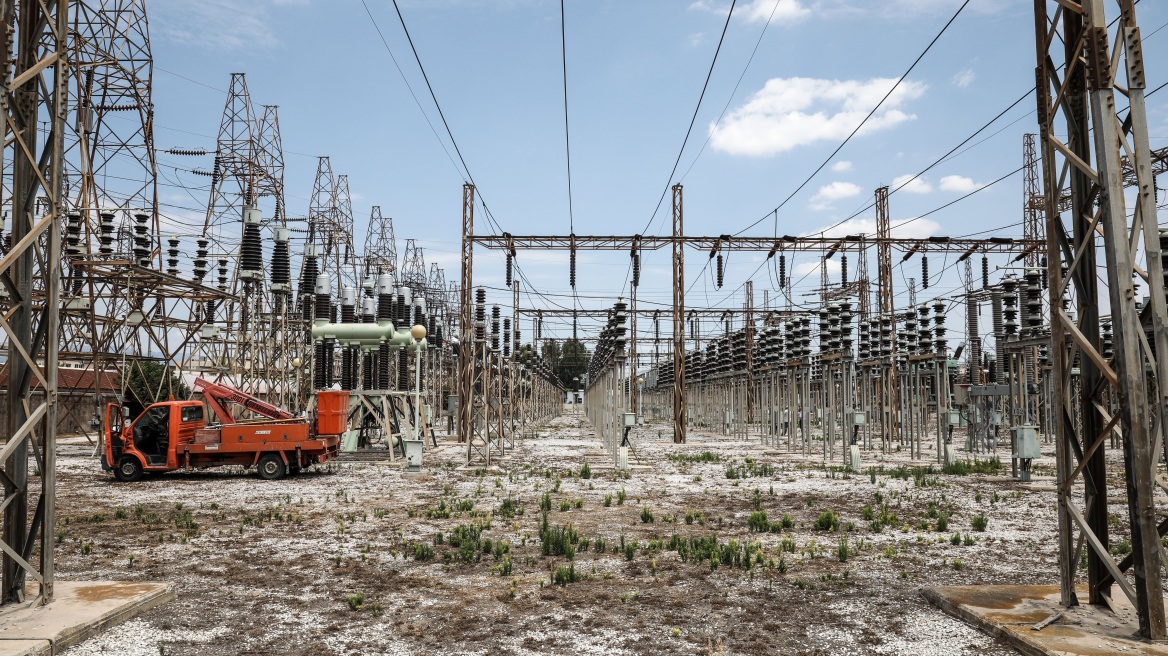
[{"x1": 102, "y1": 378, "x2": 347, "y2": 482}]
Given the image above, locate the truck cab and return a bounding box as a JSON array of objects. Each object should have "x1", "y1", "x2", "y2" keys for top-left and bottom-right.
[{"x1": 103, "y1": 400, "x2": 206, "y2": 481}]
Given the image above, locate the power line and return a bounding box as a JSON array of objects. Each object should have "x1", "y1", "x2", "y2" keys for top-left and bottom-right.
[
  {"x1": 677, "y1": 0, "x2": 785, "y2": 186},
  {"x1": 559, "y1": 0, "x2": 575, "y2": 235},
  {"x1": 638, "y1": 0, "x2": 738, "y2": 238},
  {"x1": 733, "y1": 0, "x2": 972, "y2": 237},
  {"x1": 359, "y1": 0, "x2": 466, "y2": 193}
]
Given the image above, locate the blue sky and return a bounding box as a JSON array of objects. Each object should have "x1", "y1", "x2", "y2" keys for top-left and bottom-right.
[{"x1": 148, "y1": 0, "x2": 1168, "y2": 347}]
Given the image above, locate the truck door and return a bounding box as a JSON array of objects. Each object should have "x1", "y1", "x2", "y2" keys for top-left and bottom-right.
[{"x1": 104, "y1": 403, "x2": 125, "y2": 467}]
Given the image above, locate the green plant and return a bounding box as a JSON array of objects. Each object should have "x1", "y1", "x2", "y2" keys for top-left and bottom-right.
[
  {"x1": 747, "y1": 510, "x2": 769, "y2": 533},
  {"x1": 641, "y1": 506, "x2": 655, "y2": 523},
  {"x1": 971, "y1": 513, "x2": 989, "y2": 532},
  {"x1": 617, "y1": 487, "x2": 627, "y2": 505},
  {"x1": 369, "y1": 601, "x2": 384, "y2": 617},
  {"x1": 497, "y1": 497, "x2": 520, "y2": 519},
  {"x1": 414, "y1": 542, "x2": 434, "y2": 561},
  {"x1": 950, "y1": 532, "x2": 961, "y2": 546},
  {"x1": 936, "y1": 514, "x2": 949, "y2": 533},
  {"x1": 540, "y1": 492, "x2": 552, "y2": 512},
  {"x1": 837, "y1": 536, "x2": 849, "y2": 563},
  {"x1": 347, "y1": 593, "x2": 365, "y2": 611},
  {"x1": 963, "y1": 533, "x2": 976, "y2": 546},
  {"x1": 552, "y1": 563, "x2": 580, "y2": 586},
  {"x1": 952, "y1": 558, "x2": 964, "y2": 571},
  {"x1": 603, "y1": 494, "x2": 613, "y2": 507},
  {"x1": 540, "y1": 519, "x2": 579, "y2": 559},
  {"x1": 815, "y1": 510, "x2": 840, "y2": 532},
  {"x1": 580, "y1": 462, "x2": 592, "y2": 479}
]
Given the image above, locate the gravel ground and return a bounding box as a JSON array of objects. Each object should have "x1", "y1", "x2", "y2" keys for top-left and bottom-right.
[{"x1": 51, "y1": 410, "x2": 1086, "y2": 655}]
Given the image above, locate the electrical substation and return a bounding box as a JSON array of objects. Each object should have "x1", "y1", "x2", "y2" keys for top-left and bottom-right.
[{"x1": 0, "y1": 0, "x2": 1167, "y2": 654}]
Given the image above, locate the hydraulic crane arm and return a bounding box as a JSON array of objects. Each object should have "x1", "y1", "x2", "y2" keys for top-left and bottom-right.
[{"x1": 193, "y1": 378, "x2": 296, "y2": 425}]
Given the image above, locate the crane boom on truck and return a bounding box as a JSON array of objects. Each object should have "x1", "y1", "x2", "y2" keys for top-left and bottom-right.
[{"x1": 102, "y1": 381, "x2": 348, "y2": 482}]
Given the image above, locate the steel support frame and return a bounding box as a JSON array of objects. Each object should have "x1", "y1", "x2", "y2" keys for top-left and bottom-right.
[
  {"x1": 1, "y1": 0, "x2": 66, "y2": 605},
  {"x1": 1036, "y1": 0, "x2": 1167, "y2": 638}
]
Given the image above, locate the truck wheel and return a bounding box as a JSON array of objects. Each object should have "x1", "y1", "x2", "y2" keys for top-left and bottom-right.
[
  {"x1": 257, "y1": 453, "x2": 286, "y2": 481},
  {"x1": 115, "y1": 457, "x2": 143, "y2": 483}
]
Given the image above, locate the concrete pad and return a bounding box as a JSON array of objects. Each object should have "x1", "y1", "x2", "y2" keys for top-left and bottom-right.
[
  {"x1": 923, "y1": 584, "x2": 1168, "y2": 656},
  {"x1": 0, "y1": 581, "x2": 174, "y2": 656}
]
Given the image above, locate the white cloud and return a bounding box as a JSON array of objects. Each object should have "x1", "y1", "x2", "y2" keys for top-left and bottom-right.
[
  {"x1": 153, "y1": 1, "x2": 288, "y2": 50},
  {"x1": 831, "y1": 160, "x2": 853, "y2": 172},
  {"x1": 938, "y1": 175, "x2": 984, "y2": 193},
  {"x1": 690, "y1": 0, "x2": 811, "y2": 24},
  {"x1": 809, "y1": 181, "x2": 862, "y2": 210},
  {"x1": 951, "y1": 68, "x2": 976, "y2": 88},
  {"x1": 709, "y1": 77, "x2": 926, "y2": 157},
  {"x1": 893, "y1": 174, "x2": 932, "y2": 194},
  {"x1": 688, "y1": 32, "x2": 706, "y2": 47}
]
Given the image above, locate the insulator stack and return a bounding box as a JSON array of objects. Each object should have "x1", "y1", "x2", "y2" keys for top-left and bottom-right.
[
  {"x1": 314, "y1": 274, "x2": 332, "y2": 390},
  {"x1": 1040, "y1": 256, "x2": 1049, "y2": 290},
  {"x1": 271, "y1": 228, "x2": 291, "y2": 293},
  {"x1": 475, "y1": 287, "x2": 487, "y2": 342},
  {"x1": 340, "y1": 287, "x2": 356, "y2": 391},
  {"x1": 1101, "y1": 319, "x2": 1114, "y2": 361},
  {"x1": 505, "y1": 252, "x2": 513, "y2": 287},
  {"x1": 904, "y1": 311, "x2": 918, "y2": 355},
  {"x1": 967, "y1": 296, "x2": 981, "y2": 384},
  {"x1": 491, "y1": 305, "x2": 501, "y2": 351},
  {"x1": 818, "y1": 308, "x2": 829, "y2": 353},
  {"x1": 377, "y1": 274, "x2": 393, "y2": 390},
  {"x1": 132, "y1": 213, "x2": 150, "y2": 266},
  {"x1": 166, "y1": 236, "x2": 180, "y2": 276},
  {"x1": 569, "y1": 240, "x2": 577, "y2": 288},
  {"x1": 991, "y1": 289, "x2": 1006, "y2": 376},
  {"x1": 65, "y1": 213, "x2": 82, "y2": 258},
  {"x1": 839, "y1": 301, "x2": 853, "y2": 355},
  {"x1": 240, "y1": 207, "x2": 263, "y2": 279},
  {"x1": 631, "y1": 251, "x2": 641, "y2": 288},
  {"x1": 716, "y1": 254, "x2": 724, "y2": 289},
  {"x1": 917, "y1": 304, "x2": 932, "y2": 356},
  {"x1": 216, "y1": 259, "x2": 229, "y2": 294},
  {"x1": 1024, "y1": 268, "x2": 1042, "y2": 335},
  {"x1": 858, "y1": 319, "x2": 870, "y2": 360},
  {"x1": 413, "y1": 301, "x2": 425, "y2": 332},
  {"x1": 300, "y1": 244, "x2": 319, "y2": 322},
  {"x1": 879, "y1": 317, "x2": 892, "y2": 360},
  {"x1": 981, "y1": 256, "x2": 989, "y2": 289},
  {"x1": 933, "y1": 301, "x2": 947, "y2": 359},
  {"x1": 779, "y1": 254, "x2": 786, "y2": 288},
  {"x1": 988, "y1": 358, "x2": 998, "y2": 384},
  {"x1": 398, "y1": 348, "x2": 409, "y2": 390},
  {"x1": 1002, "y1": 275, "x2": 1018, "y2": 336},
  {"x1": 503, "y1": 318, "x2": 512, "y2": 357},
  {"x1": 840, "y1": 254, "x2": 848, "y2": 287},
  {"x1": 363, "y1": 294, "x2": 375, "y2": 390},
  {"x1": 435, "y1": 323, "x2": 445, "y2": 349},
  {"x1": 193, "y1": 238, "x2": 209, "y2": 281},
  {"x1": 99, "y1": 211, "x2": 115, "y2": 255},
  {"x1": 921, "y1": 256, "x2": 929, "y2": 289}
]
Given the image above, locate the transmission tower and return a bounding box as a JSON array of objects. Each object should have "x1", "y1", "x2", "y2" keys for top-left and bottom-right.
[
  {"x1": 400, "y1": 238, "x2": 427, "y2": 298},
  {"x1": 362, "y1": 206, "x2": 397, "y2": 280}
]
